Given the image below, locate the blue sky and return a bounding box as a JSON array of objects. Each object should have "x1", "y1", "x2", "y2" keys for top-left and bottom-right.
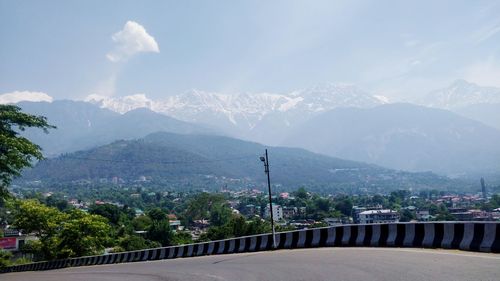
[{"x1": 1, "y1": 0, "x2": 499, "y2": 101}]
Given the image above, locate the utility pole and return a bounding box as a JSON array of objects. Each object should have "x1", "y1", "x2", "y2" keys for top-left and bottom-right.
[{"x1": 260, "y1": 149, "x2": 277, "y2": 249}]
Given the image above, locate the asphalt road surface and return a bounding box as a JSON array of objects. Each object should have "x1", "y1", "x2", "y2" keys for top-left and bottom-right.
[{"x1": 2, "y1": 248, "x2": 499, "y2": 281}]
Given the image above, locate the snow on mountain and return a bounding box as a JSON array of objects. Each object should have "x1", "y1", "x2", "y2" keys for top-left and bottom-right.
[
  {"x1": 85, "y1": 93, "x2": 154, "y2": 114},
  {"x1": 86, "y1": 83, "x2": 381, "y2": 128},
  {"x1": 293, "y1": 83, "x2": 382, "y2": 110},
  {"x1": 84, "y1": 83, "x2": 382, "y2": 143},
  {"x1": 421, "y1": 79, "x2": 500, "y2": 109},
  {"x1": 156, "y1": 89, "x2": 293, "y2": 126}
]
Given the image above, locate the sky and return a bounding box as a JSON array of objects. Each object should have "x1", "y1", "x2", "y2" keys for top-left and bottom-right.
[{"x1": 1, "y1": 0, "x2": 500, "y2": 102}]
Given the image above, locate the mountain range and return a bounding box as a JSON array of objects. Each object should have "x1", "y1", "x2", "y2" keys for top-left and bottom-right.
[
  {"x1": 7, "y1": 79, "x2": 500, "y2": 180},
  {"x1": 86, "y1": 83, "x2": 385, "y2": 144},
  {"x1": 17, "y1": 100, "x2": 213, "y2": 157},
  {"x1": 283, "y1": 103, "x2": 500, "y2": 176},
  {"x1": 420, "y1": 79, "x2": 500, "y2": 130},
  {"x1": 419, "y1": 79, "x2": 500, "y2": 110},
  {"x1": 20, "y1": 132, "x2": 458, "y2": 193}
]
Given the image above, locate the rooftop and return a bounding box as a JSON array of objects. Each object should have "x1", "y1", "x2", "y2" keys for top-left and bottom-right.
[{"x1": 359, "y1": 209, "x2": 397, "y2": 215}]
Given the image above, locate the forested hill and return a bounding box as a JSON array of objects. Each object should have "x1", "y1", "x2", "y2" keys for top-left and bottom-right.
[{"x1": 20, "y1": 132, "x2": 460, "y2": 193}]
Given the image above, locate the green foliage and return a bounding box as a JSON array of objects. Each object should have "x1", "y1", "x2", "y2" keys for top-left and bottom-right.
[
  {"x1": 244, "y1": 217, "x2": 272, "y2": 235},
  {"x1": 147, "y1": 221, "x2": 173, "y2": 246},
  {"x1": 199, "y1": 215, "x2": 272, "y2": 241},
  {"x1": 0, "y1": 105, "x2": 55, "y2": 199},
  {"x1": 118, "y1": 235, "x2": 160, "y2": 251},
  {"x1": 210, "y1": 204, "x2": 232, "y2": 227},
  {"x1": 142, "y1": 207, "x2": 174, "y2": 246},
  {"x1": 295, "y1": 187, "x2": 309, "y2": 200},
  {"x1": 12, "y1": 257, "x2": 32, "y2": 265},
  {"x1": 57, "y1": 209, "x2": 112, "y2": 257},
  {"x1": 184, "y1": 193, "x2": 226, "y2": 223},
  {"x1": 45, "y1": 194, "x2": 71, "y2": 211},
  {"x1": 132, "y1": 215, "x2": 152, "y2": 231},
  {"x1": 389, "y1": 190, "x2": 410, "y2": 207},
  {"x1": 373, "y1": 194, "x2": 387, "y2": 206},
  {"x1": 400, "y1": 209, "x2": 416, "y2": 222},
  {"x1": 13, "y1": 200, "x2": 66, "y2": 260},
  {"x1": 0, "y1": 250, "x2": 13, "y2": 269},
  {"x1": 13, "y1": 199, "x2": 66, "y2": 238},
  {"x1": 89, "y1": 203, "x2": 134, "y2": 226},
  {"x1": 172, "y1": 231, "x2": 193, "y2": 245},
  {"x1": 313, "y1": 197, "x2": 330, "y2": 213},
  {"x1": 334, "y1": 196, "x2": 353, "y2": 217},
  {"x1": 13, "y1": 199, "x2": 111, "y2": 260},
  {"x1": 147, "y1": 207, "x2": 167, "y2": 222},
  {"x1": 490, "y1": 194, "x2": 500, "y2": 209},
  {"x1": 20, "y1": 131, "x2": 464, "y2": 193}
]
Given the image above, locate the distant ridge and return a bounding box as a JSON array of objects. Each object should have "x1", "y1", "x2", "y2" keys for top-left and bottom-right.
[
  {"x1": 283, "y1": 103, "x2": 500, "y2": 176},
  {"x1": 20, "y1": 132, "x2": 460, "y2": 193},
  {"x1": 17, "y1": 100, "x2": 215, "y2": 157}
]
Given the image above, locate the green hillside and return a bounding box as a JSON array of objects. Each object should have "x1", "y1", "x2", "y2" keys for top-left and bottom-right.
[{"x1": 19, "y1": 132, "x2": 462, "y2": 193}]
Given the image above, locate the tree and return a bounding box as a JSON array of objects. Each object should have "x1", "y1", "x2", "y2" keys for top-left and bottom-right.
[
  {"x1": 334, "y1": 197, "x2": 353, "y2": 217},
  {"x1": 0, "y1": 105, "x2": 55, "y2": 199},
  {"x1": 209, "y1": 204, "x2": 232, "y2": 227},
  {"x1": 244, "y1": 217, "x2": 271, "y2": 235},
  {"x1": 132, "y1": 215, "x2": 152, "y2": 231},
  {"x1": 371, "y1": 194, "x2": 386, "y2": 206},
  {"x1": 294, "y1": 187, "x2": 309, "y2": 200},
  {"x1": 118, "y1": 235, "x2": 160, "y2": 252},
  {"x1": 147, "y1": 207, "x2": 167, "y2": 221},
  {"x1": 13, "y1": 200, "x2": 67, "y2": 260},
  {"x1": 146, "y1": 220, "x2": 173, "y2": 246},
  {"x1": 184, "y1": 193, "x2": 226, "y2": 223},
  {"x1": 57, "y1": 210, "x2": 112, "y2": 257},
  {"x1": 13, "y1": 199, "x2": 112, "y2": 260},
  {"x1": 400, "y1": 209, "x2": 415, "y2": 222},
  {"x1": 490, "y1": 194, "x2": 500, "y2": 209},
  {"x1": 146, "y1": 207, "x2": 173, "y2": 246},
  {"x1": 172, "y1": 231, "x2": 193, "y2": 245},
  {"x1": 45, "y1": 194, "x2": 71, "y2": 211},
  {"x1": 13, "y1": 199, "x2": 66, "y2": 239},
  {"x1": 89, "y1": 203, "x2": 133, "y2": 226}
]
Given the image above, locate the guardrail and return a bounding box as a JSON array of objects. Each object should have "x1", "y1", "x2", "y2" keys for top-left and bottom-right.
[{"x1": 2, "y1": 221, "x2": 498, "y2": 273}]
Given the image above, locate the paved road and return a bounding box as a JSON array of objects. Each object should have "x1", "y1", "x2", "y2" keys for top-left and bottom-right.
[{"x1": 2, "y1": 248, "x2": 499, "y2": 281}]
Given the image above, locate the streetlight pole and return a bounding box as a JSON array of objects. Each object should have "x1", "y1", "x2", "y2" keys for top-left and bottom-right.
[{"x1": 260, "y1": 149, "x2": 277, "y2": 249}]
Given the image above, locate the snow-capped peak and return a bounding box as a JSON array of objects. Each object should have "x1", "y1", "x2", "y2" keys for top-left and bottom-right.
[
  {"x1": 421, "y1": 79, "x2": 500, "y2": 109},
  {"x1": 84, "y1": 94, "x2": 107, "y2": 103},
  {"x1": 84, "y1": 83, "x2": 383, "y2": 130},
  {"x1": 85, "y1": 93, "x2": 153, "y2": 114}
]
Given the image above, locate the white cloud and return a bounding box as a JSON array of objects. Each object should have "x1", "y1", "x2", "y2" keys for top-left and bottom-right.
[
  {"x1": 106, "y1": 21, "x2": 159, "y2": 62},
  {"x1": 0, "y1": 91, "x2": 53, "y2": 104}
]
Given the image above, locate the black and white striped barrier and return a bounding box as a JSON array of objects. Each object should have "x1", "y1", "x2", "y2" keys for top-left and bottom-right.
[{"x1": 2, "y1": 222, "x2": 498, "y2": 273}]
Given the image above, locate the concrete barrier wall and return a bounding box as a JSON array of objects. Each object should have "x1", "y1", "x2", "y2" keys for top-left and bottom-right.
[{"x1": 2, "y1": 222, "x2": 498, "y2": 273}]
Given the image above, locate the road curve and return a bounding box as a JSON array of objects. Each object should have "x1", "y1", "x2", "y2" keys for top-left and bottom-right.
[{"x1": 2, "y1": 248, "x2": 499, "y2": 281}]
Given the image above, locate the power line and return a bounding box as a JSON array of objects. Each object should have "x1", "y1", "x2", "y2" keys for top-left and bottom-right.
[{"x1": 57, "y1": 154, "x2": 257, "y2": 165}]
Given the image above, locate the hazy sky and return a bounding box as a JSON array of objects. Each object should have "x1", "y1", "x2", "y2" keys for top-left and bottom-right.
[{"x1": 1, "y1": 0, "x2": 499, "y2": 101}]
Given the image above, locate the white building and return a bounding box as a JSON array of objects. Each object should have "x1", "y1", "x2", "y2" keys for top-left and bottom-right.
[
  {"x1": 358, "y1": 209, "x2": 399, "y2": 224},
  {"x1": 265, "y1": 204, "x2": 283, "y2": 221}
]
